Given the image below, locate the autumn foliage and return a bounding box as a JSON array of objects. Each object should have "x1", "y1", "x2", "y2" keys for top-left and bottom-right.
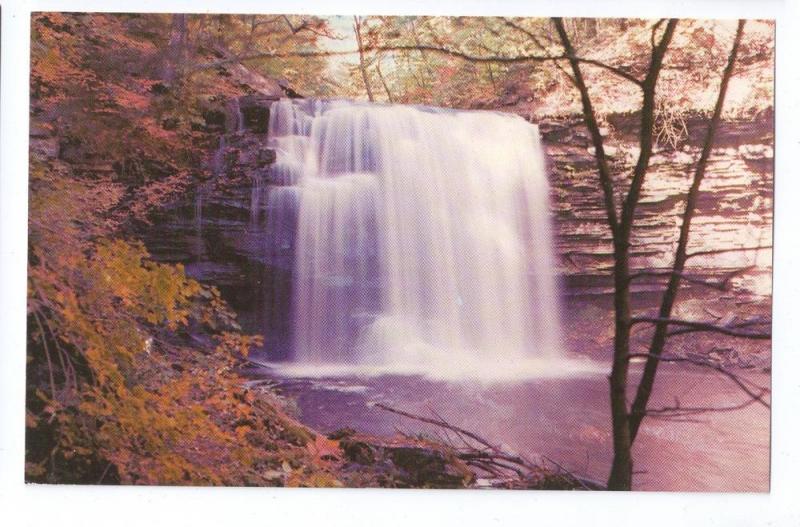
[{"x1": 26, "y1": 13, "x2": 345, "y2": 486}]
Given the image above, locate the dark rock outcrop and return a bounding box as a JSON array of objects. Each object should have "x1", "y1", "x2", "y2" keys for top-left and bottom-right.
[
  {"x1": 336, "y1": 434, "x2": 474, "y2": 488},
  {"x1": 239, "y1": 95, "x2": 275, "y2": 133}
]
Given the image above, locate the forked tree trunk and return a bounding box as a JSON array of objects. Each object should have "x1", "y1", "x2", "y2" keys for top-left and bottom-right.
[
  {"x1": 607, "y1": 19, "x2": 677, "y2": 491},
  {"x1": 554, "y1": 17, "x2": 677, "y2": 490}
]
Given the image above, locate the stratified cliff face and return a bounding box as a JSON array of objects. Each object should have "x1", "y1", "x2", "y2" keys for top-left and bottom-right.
[
  {"x1": 136, "y1": 92, "x2": 773, "y2": 360},
  {"x1": 541, "y1": 111, "x2": 773, "y2": 293}
]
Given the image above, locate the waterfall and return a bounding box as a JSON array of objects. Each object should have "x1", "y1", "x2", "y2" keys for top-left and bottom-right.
[
  {"x1": 228, "y1": 97, "x2": 245, "y2": 133},
  {"x1": 262, "y1": 98, "x2": 563, "y2": 373},
  {"x1": 212, "y1": 136, "x2": 226, "y2": 177}
]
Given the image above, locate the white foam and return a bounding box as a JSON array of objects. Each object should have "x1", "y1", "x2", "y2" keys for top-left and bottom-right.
[{"x1": 254, "y1": 356, "x2": 606, "y2": 385}]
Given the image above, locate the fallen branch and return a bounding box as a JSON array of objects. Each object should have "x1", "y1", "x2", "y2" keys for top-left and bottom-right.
[
  {"x1": 541, "y1": 455, "x2": 596, "y2": 491},
  {"x1": 373, "y1": 402, "x2": 597, "y2": 489},
  {"x1": 373, "y1": 402, "x2": 500, "y2": 454}
]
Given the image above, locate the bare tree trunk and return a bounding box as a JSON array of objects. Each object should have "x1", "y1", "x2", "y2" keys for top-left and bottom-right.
[
  {"x1": 354, "y1": 16, "x2": 375, "y2": 102},
  {"x1": 554, "y1": 17, "x2": 677, "y2": 491},
  {"x1": 607, "y1": 18, "x2": 677, "y2": 491},
  {"x1": 554, "y1": 18, "x2": 628, "y2": 489},
  {"x1": 487, "y1": 63, "x2": 497, "y2": 91},
  {"x1": 162, "y1": 13, "x2": 188, "y2": 84},
  {"x1": 410, "y1": 18, "x2": 435, "y2": 89},
  {"x1": 375, "y1": 60, "x2": 394, "y2": 103},
  {"x1": 627, "y1": 20, "x2": 747, "y2": 442},
  {"x1": 585, "y1": 18, "x2": 598, "y2": 39}
]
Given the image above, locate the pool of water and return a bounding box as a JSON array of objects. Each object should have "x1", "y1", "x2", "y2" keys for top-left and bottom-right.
[{"x1": 265, "y1": 360, "x2": 769, "y2": 491}]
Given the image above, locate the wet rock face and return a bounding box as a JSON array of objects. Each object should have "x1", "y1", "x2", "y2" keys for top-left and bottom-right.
[
  {"x1": 201, "y1": 108, "x2": 227, "y2": 133},
  {"x1": 139, "y1": 94, "x2": 292, "y2": 357}
]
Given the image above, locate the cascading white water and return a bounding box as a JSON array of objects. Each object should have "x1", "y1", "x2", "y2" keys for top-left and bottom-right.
[{"x1": 263, "y1": 98, "x2": 564, "y2": 374}]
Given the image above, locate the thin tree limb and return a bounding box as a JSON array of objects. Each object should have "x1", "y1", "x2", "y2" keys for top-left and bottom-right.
[
  {"x1": 373, "y1": 402, "x2": 498, "y2": 453},
  {"x1": 645, "y1": 393, "x2": 766, "y2": 416},
  {"x1": 553, "y1": 18, "x2": 621, "y2": 238},
  {"x1": 627, "y1": 352, "x2": 770, "y2": 409},
  {"x1": 190, "y1": 43, "x2": 654, "y2": 86},
  {"x1": 686, "y1": 245, "x2": 772, "y2": 260},
  {"x1": 32, "y1": 309, "x2": 58, "y2": 404},
  {"x1": 628, "y1": 265, "x2": 757, "y2": 291},
  {"x1": 630, "y1": 316, "x2": 771, "y2": 339},
  {"x1": 618, "y1": 19, "x2": 678, "y2": 242},
  {"x1": 353, "y1": 16, "x2": 375, "y2": 102}
]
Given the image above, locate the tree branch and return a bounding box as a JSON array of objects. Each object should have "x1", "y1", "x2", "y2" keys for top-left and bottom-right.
[
  {"x1": 646, "y1": 393, "x2": 767, "y2": 416},
  {"x1": 618, "y1": 19, "x2": 678, "y2": 242},
  {"x1": 627, "y1": 353, "x2": 770, "y2": 409},
  {"x1": 650, "y1": 19, "x2": 667, "y2": 51},
  {"x1": 553, "y1": 18, "x2": 620, "y2": 239},
  {"x1": 503, "y1": 18, "x2": 642, "y2": 87},
  {"x1": 191, "y1": 42, "x2": 649, "y2": 87},
  {"x1": 373, "y1": 402, "x2": 500, "y2": 454},
  {"x1": 374, "y1": 402, "x2": 598, "y2": 489},
  {"x1": 666, "y1": 316, "x2": 770, "y2": 337},
  {"x1": 686, "y1": 245, "x2": 772, "y2": 260},
  {"x1": 627, "y1": 265, "x2": 757, "y2": 292},
  {"x1": 32, "y1": 309, "x2": 58, "y2": 404},
  {"x1": 630, "y1": 316, "x2": 771, "y2": 339},
  {"x1": 353, "y1": 16, "x2": 375, "y2": 102}
]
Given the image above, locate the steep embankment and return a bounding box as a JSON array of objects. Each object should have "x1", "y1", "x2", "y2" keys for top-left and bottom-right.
[{"x1": 28, "y1": 13, "x2": 358, "y2": 487}]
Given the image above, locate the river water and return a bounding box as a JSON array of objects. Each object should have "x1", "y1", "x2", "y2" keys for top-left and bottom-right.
[{"x1": 264, "y1": 360, "x2": 769, "y2": 491}]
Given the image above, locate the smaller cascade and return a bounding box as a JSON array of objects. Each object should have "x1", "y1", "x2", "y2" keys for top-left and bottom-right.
[
  {"x1": 234, "y1": 97, "x2": 245, "y2": 133},
  {"x1": 268, "y1": 159, "x2": 302, "y2": 186},
  {"x1": 212, "y1": 136, "x2": 227, "y2": 177},
  {"x1": 226, "y1": 97, "x2": 246, "y2": 133},
  {"x1": 194, "y1": 190, "x2": 203, "y2": 231},
  {"x1": 194, "y1": 134, "x2": 227, "y2": 244},
  {"x1": 250, "y1": 173, "x2": 265, "y2": 225}
]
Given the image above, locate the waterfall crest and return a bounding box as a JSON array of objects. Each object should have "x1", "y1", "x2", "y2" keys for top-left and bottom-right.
[{"x1": 263, "y1": 98, "x2": 563, "y2": 372}]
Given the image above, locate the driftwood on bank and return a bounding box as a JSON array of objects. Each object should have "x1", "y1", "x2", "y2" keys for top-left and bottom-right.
[{"x1": 373, "y1": 402, "x2": 603, "y2": 490}]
